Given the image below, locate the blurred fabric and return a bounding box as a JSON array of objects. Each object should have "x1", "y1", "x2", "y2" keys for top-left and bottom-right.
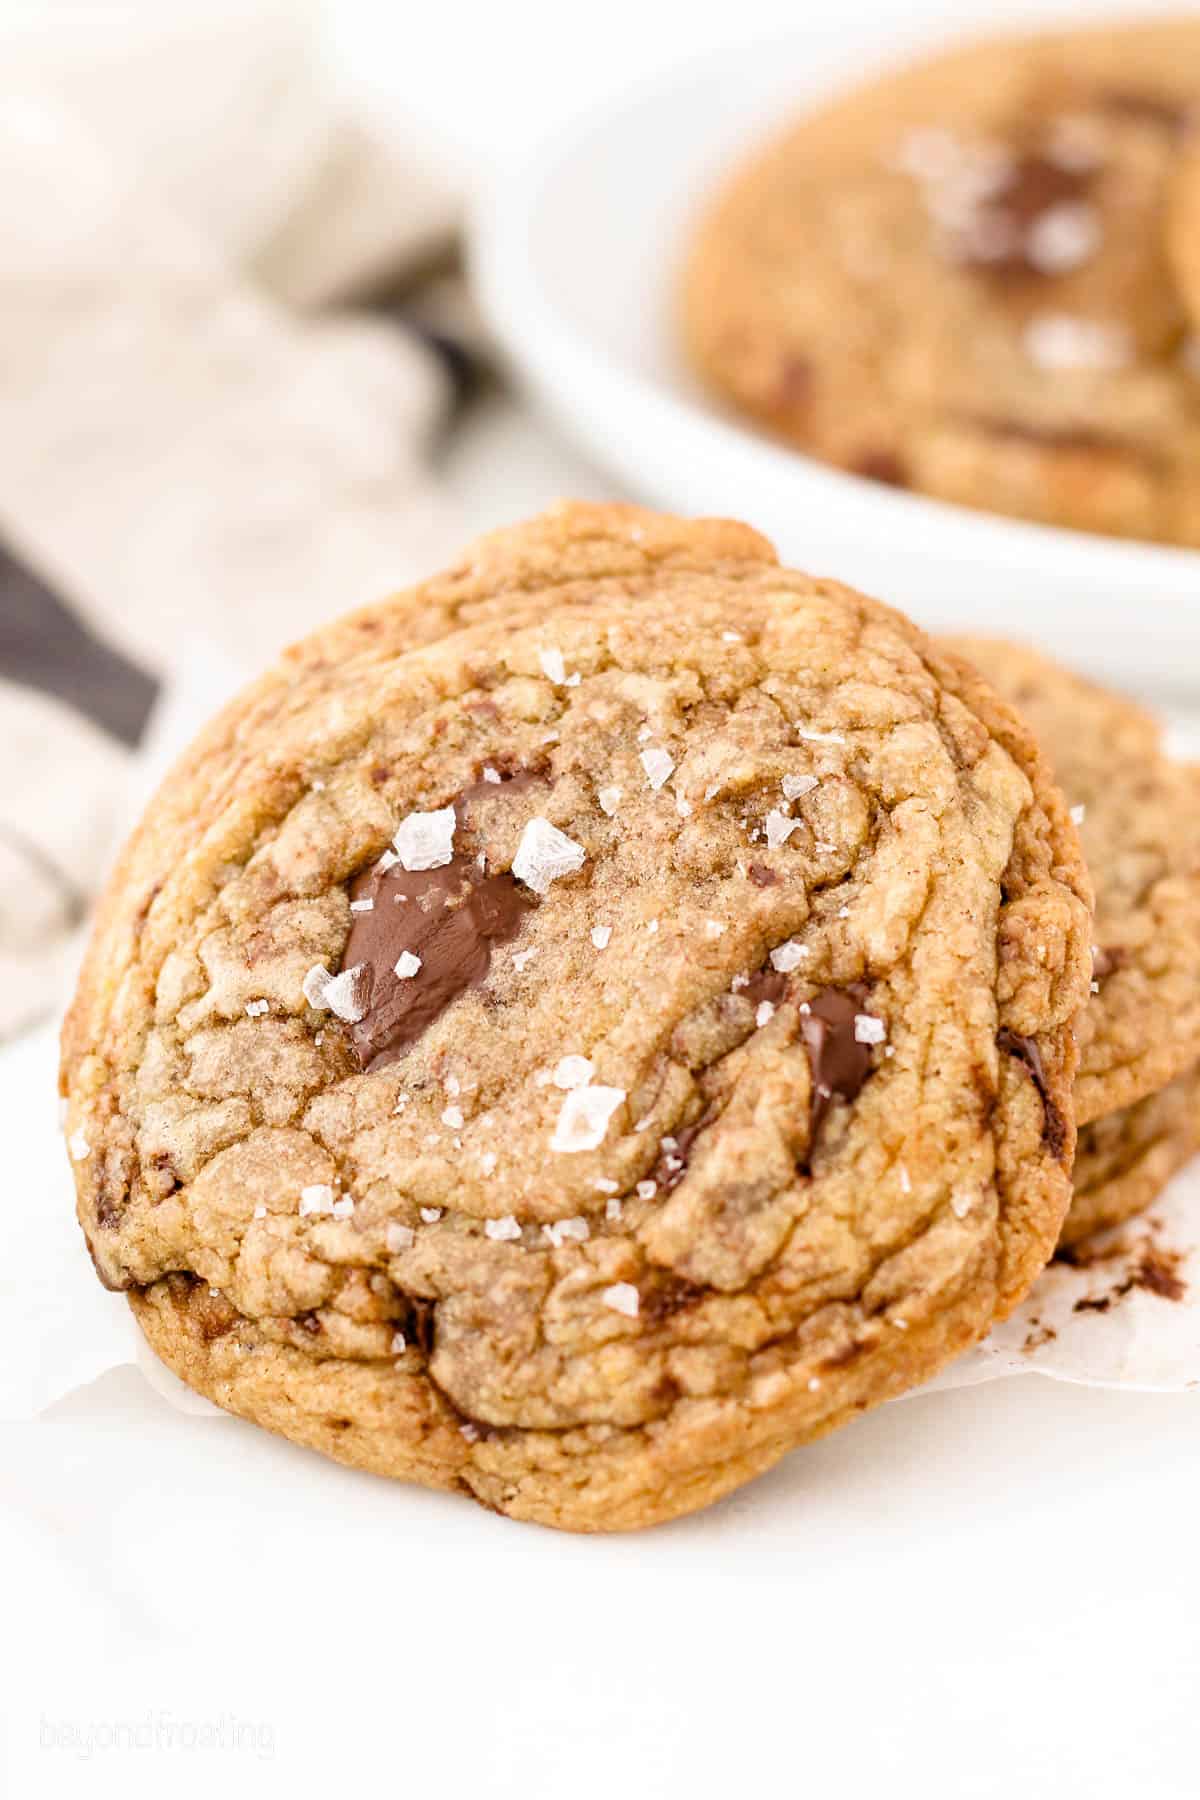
[{"x1": 0, "y1": 1, "x2": 469, "y2": 1037}]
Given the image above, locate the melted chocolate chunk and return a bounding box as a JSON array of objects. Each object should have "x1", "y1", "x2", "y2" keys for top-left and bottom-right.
[
  {"x1": 406, "y1": 1296, "x2": 438, "y2": 1357},
  {"x1": 772, "y1": 355, "x2": 814, "y2": 414},
  {"x1": 1096, "y1": 89, "x2": 1195, "y2": 135},
  {"x1": 996, "y1": 1027, "x2": 1068, "y2": 1162},
  {"x1": 741, "y1": 968, "x2": 788, "y2": 1010},
  {"x1": 799, "y1": 984, "x2": 874, "y2": 1151},
  {"x1": 639, "y1": 1273, "x2": 707, "y2": 1326},
  {"x1": 851, "y1": 449, "x2": 909, "y2": 488},
  {"x1": 339, "y1": 769, "x2": 544, "y2": 1071},
  {"x1": 959, "y1": 153, "x2": 1093, "y2": 274},
  {"x1": 343, "y1": 856, "x2": 532, "y2": 1071},
  {"x1": 653, "y1": 1107, "x2": 718, "y2": 1194},
  {"x1": 1091, "y1": 944, "x2": 1129, "y2": 981},
  {"x1": 454, "y1": 763, "x2": 541, "y2": 812}
]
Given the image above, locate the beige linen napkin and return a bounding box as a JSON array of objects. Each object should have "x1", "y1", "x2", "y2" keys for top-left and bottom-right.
[{"x1": 0, "y1": 1, "x2": 464, "y2": 1038}]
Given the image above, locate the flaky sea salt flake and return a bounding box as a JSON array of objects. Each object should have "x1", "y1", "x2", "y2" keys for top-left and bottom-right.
[
  {"x1": 67, "y1": 1129, "x2": 90, "y2": 1162},
  {"x1": 770, "y1": 940, "x2": 809, "y2": 973},
  {"x1": 322, "y1": 965, "x2": 368, "y2": 1022},
  {"x1": 591, "y1": 924, "x2": 612, "y2": 950},
  {"x1": 543, "y1": 1216, "x2": 590, "y2": 1247},
  {"x1": 764, "y1": 809, "x2": 800, "y2": 849},
  {"x1": 782, "y1": 772, "x2": 819, "y2": 801},
  {"x1": 602, "y1": 1283, "x2": 639, "y2": 1318},
  {"x1": 302, "y1": 963, "x2": 333, "y2": 1009},
  {"x1": 550, "y1": 1084, "x2": 626, "y2": 1153},
  {"x1": 299, "y1": 1184, "x2": 334, "y2": 1216},
  {"x1": 640, "y1": 746, "x2": 675, "y2": 791},
  {"x1": 538, "y1": 646, "x2": 567, "y2": 684},
  {"x1": 394, "y1": 951, "x2": 421, "y2": 980},
  {"x1": 486, "y1": 1215, "x2": 522, "y2": 1241},
  {"x1": 393, "y1": 805, "x2": 456, "y2": 872},
  {"x1": 512, "y1": 817, "x2": 586, "y2": 893},
  {"x1": 553, "y1": 1055, "x2": 593, "y2": 1090},
  {"x1": 854, "y1": 1013, "x2": 886, "y2": 1045}
]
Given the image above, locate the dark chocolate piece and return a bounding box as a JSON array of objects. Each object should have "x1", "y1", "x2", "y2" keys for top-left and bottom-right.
[
  {"x1": 799, "y1": 985, "x2": 875, "y2": 1148},
  {"x1": 1090, "y1": 944, "x2": 1128, "y2": 980},
  {"x1": 343, "y1": 856, "x2": 531, "y2": 1071},
  {"x1": 339, "y1": 768, "x2": 545, "y2": 1071},
  {"x1": 958, "y1": 154, "x2": 1093, "y2": 275},
  {"x1": 851, "y1": 449, "x2": 909, "y2": 488},
  {"x1": 996, "y1": 1027, "x2": 1068, "y2": 1162}
]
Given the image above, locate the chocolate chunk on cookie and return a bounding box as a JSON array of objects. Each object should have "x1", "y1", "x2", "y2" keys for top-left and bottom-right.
[{"x1": 63, "y1": 503, "x2": 1091, "y2": 1531}]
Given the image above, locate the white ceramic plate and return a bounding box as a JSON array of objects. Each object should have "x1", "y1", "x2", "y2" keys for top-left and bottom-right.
[{"x1": 471, "y1": 3, "x2": 1200, "y2": 702}]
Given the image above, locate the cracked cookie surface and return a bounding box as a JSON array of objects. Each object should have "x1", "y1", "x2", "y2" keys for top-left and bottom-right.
[
  {"x1": 63, "y1": 503, "x2": 1091, "y2": 1530},
  {"x1": 950, "y1": 636, "x2": 1200, "y2": 1131},
  {"x1": 683, "y1": 20, "x2": 1200, "y2": 545}
]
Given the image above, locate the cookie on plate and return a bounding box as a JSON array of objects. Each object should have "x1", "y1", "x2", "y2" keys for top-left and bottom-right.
[
  {"x1": 683, "y1": 20, "x2": 1200, "y2": 545},
  {"x1": 63, "y1": 504, "x2": 1092, "y2": 1531}
]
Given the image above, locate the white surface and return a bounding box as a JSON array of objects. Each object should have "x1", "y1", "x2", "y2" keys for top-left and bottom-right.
[{"x1": 472, "y1": 2, "x2": 1200, "y2": 702}]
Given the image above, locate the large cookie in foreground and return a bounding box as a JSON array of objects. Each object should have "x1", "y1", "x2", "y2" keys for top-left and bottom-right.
[
  {"x1": 949, "y1": 636, "x2": 1200, "y2": 1129},
  {"x1": 62, "y1": 504, "x2": 1091, "y2": 1531},
  {"x1": 683, "y1": 21, "x2": 1200, "y2": 545}
]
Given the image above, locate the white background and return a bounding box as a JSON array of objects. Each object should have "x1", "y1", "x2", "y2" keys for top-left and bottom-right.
[{"x1": 5, "y1": 2, "x2": 1200, "y2": 1795}]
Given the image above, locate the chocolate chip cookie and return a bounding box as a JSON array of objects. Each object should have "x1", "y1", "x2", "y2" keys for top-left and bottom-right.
[
  {"x1": 950, "y1": 637, "x2": 1200, "y2": 1130},
  {"x1": 63, "y1": 503, "x2": 1091, "y2": 1531},
  {"x1": 683, "y1": 20, "x2": 1200, "y2": 544},
  {"x1": 1065, "y1": 1066, "x2": 1200, "y2": 1249}
]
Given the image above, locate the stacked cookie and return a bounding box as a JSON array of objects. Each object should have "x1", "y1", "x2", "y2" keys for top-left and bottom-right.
[
  {"x1": 62, "y1": 502, "x2": 1126, "y2": 1531},
  {"x1": 948, "y1": 638, "x2": 1200, "y2": 1250},
  {"x1": 683, "y1": 19, "x2": 1200, "y2": 545}
]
